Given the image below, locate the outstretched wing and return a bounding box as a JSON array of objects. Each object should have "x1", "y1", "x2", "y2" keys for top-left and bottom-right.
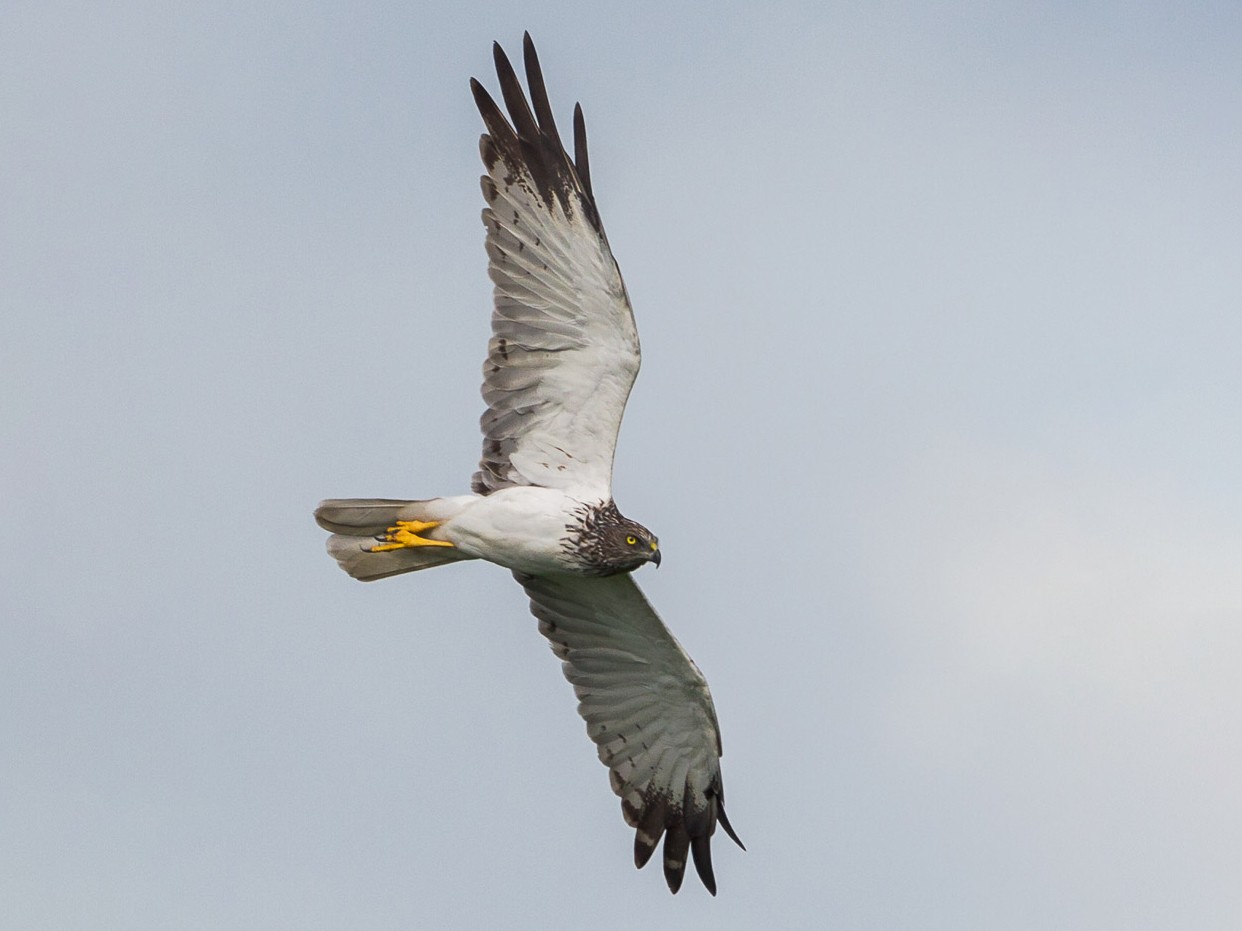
[
  {"x1": 470, "y1": 34, "x2": 639, "y2": 500},
  {"x1": 516, "y1": 572, "x2": 743, "y2": 895}
]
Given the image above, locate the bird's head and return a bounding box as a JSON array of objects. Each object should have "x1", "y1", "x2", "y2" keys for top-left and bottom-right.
[
  {"x1": 608, "y1": 521, "x2": 660, "y2": 573},
  {"x1": 599, "y1": 519, "x2": 661, "y2": 573},
  {"x1": 571, "y1": 502, "x2": 662, "y2": 575}
]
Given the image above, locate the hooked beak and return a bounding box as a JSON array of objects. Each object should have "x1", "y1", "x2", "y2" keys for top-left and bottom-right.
[{"x1": 650, "y1": 547, "x2": 662, "y2": 568}]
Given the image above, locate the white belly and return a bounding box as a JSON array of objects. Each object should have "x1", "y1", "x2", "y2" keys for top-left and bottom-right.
[{"x1": 442, "y1": 486, "x2": 587, "y2": 574}]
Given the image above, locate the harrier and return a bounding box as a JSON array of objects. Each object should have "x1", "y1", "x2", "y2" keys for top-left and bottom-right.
[{"x1": 315, "y1": 34, "x2": 742, "y2": 894}]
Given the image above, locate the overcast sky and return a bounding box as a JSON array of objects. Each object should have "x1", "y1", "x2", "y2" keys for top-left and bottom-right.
[{"x1": 4, "y1": 1, "x2": 1241, "y2": 928}]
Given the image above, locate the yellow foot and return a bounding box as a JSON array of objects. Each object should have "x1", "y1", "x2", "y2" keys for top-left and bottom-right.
[{"x1": 368, "y1": 519, "x2": 455, "y2": 552}]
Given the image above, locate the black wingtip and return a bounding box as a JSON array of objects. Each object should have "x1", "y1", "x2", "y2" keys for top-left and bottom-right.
[
  {"x1": 473, "y1": 34, "x2": 604, "y2": 234},
  {"x1": 662, "y1": 828, "x2": 691, "y2": 894},
  {"x1": 634, "y1": 831, "x2": 658, "y2": 870},
  {"x1": 664, "y1": 862, "x2": 686, "y2": 894},
  {"x1": 690, "y1": 834, "x2": 717, "y2": 896},
  {"x1": 469, "y1": 76, "x2": 495, "y2": 117},
  {"x1": 573, "y1": 102, "x2": 593, "y2": 201},
  {"x1": 665, "y1": 870, "x2": 685, "y2": 894},
  {"x1": 718, "y1": 802, "x2": 746, "y2": 852},
  {"x1": 492, "y1": 40, "x2": 539, "y2": 144},
  {"x1": 522, "y1": 31, "x2": 561, "y2": 143},
  {"x1": 633, "y1": 796, "x2": 667, "y2": 871}
]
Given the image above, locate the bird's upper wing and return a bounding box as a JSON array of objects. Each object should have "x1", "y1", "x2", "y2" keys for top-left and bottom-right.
[
  {"x1": 515, "y1": 571, "x2": 743, "y2": 894},
  {"x1": 470, "y1": 34, "x2": 639, "y2": 500}
]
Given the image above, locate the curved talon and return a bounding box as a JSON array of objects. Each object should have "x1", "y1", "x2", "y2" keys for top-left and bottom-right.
[{"x1": 368, "y1": 519, "x2": 455, "y2": 552}]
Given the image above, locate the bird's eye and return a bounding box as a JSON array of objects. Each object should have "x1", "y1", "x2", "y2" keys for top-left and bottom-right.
[{"x1": 625, "y1": 535, "x2": 637, "y2": 545}]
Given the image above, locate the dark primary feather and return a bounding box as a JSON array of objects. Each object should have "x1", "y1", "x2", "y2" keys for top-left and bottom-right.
[
  {"x1": 471, "y1": 34, "x2": 601, "y2": 236},
  {"x1": 573, "y1": 103, "x2": 595, "y2": 208},
  {"x1": 522, "y1": 34, "x2": 559, "y2": 140}
]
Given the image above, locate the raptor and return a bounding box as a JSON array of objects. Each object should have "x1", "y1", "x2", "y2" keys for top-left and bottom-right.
[{"x1": 316, "y1": 34, "x2": 742, "y2": 894}]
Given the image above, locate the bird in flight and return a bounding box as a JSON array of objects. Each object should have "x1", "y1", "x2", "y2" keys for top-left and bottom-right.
[{"x1": 315, "y1": 33, "x2": 742, "y2": 894}]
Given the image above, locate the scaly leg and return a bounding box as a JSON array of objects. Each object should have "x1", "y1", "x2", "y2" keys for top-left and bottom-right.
[{"x1": 368, "y1": 519, "x2": 455, "y2": 552}]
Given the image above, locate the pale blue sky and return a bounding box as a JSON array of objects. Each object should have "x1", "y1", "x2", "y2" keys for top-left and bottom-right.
[{"x1": 4, "y1": 2, "x2": 1241, "y2": 927}]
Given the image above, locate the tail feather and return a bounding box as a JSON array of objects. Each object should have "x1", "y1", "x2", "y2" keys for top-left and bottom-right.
[
  {"x1": 315, "y1": 496, "x2": 476, "y2": 582},
  {"x1": 325, "y1": 532, "x2": 470, "y2": 581},
  {"x1": 315, "y1": 498, "x2": 459, "y2": 535}
]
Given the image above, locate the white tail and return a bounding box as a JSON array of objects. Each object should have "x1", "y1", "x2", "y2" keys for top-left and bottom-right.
[{"x1": 315, "y1": 497, "x2": 475, "y2": 582}]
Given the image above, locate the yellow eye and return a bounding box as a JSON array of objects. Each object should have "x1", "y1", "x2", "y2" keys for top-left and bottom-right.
[{"x1": 626, "y1": 535, "x2": 637, "y2": 545}]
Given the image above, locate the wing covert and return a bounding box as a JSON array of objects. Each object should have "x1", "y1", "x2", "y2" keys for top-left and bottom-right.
[
  {"x1": 515, "y1": 571, "x2": 743, "y2": 894},
  {"x1": 470, "y1": 34, "x2": 640, "y2": 499}
]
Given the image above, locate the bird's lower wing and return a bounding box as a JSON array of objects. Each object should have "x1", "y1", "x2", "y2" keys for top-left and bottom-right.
[{"x1": 515, "y1": 571, "x2": 742, "y2": 894}]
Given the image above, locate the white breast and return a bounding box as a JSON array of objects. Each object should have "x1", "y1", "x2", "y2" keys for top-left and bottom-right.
[{"x1": 443, "y1": 486, "x2": 589, "y2": 574}]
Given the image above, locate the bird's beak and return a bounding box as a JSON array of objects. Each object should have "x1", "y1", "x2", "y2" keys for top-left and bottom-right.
[{"x1": 650, "y1": 547, "x2": 661, "y2": 568}]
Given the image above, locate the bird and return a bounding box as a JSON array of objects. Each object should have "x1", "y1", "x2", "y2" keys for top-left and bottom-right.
[{"x1": 314, "y1": 33, "x2": 743, "y2": 895}]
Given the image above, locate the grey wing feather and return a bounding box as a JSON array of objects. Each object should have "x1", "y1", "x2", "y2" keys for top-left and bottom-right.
[
  {"x1": 515, "y1": 571, "x2": 743, "y2": 895},
  {"x1": 470, "y1": 34, "x2": 640, "y2": 500}
]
